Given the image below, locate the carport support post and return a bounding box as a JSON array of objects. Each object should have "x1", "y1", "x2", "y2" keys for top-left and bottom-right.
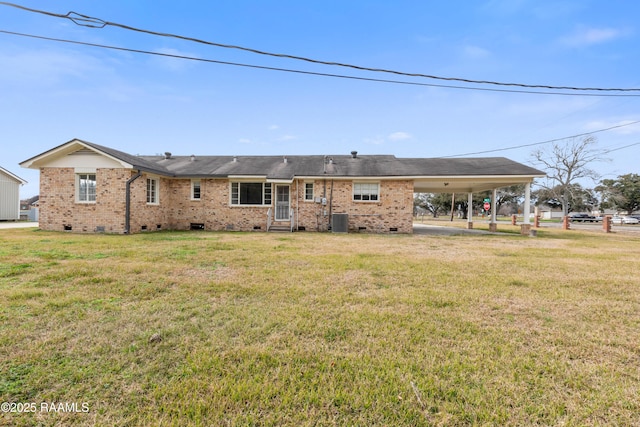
[
  {"x1": 489, "y1": 188, "x2": 498, "y2": 232},
  {"x1": 467, "y1": 193, "x2": 473, "y2": 229},
  {"x1": 520, "y1": 182, "x2": 532, "y2": 235}
]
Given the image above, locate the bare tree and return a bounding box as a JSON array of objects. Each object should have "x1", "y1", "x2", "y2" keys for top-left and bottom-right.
[{"x1": 531, "y1": 136, "x2": 605, "y2": 216}]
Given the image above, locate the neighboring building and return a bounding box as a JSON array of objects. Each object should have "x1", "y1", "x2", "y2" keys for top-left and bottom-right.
[
  {"x1": 0, "y1": 166, "x2": 27, "y2": 221},
  {"x1": 20, "y1": 196, "x2": 40, "y2": 221},
  {"x1": 20, "y1": 195, "x2": 39, "y2": 211},
  {"x1": 20, "y1": 139, "x2": 545, "y2": 234}
]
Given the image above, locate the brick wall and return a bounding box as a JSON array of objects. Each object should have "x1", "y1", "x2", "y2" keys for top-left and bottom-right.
[
  {"x1": 39, "y1": 169, "x2": 414, "y2": 234},
  {"x1": 127, "y1": 174, "x2": 172, "y2": 233},
  {"x1": 39, "y1": 167, "x2": 129, "y2": 233},
  {"x1": 161, "y1": 179, "x2": 270, "y2": 231},
  {"x1": 293, "y1": 179, "x2": 413, "y2": 233}
]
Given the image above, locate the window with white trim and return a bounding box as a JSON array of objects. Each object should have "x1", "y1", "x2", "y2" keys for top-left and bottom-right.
[
  {"x1": 304, "y1": 182, "x2": 314, "y2": 201},
  {"x1": 191, "y1": 179, "x2": 201, "y2": 200},
  {"x1": 230, "y1": 182, "x2": 272, "y2": 205},
  {"x1": 147, "y1": 178, "x2": 159, "y2": 204},
  {"x1": 353, "y1": 182, "x2": 379, "y2": 201},
  {"x1": 77, "y1": 173, "x2": 96, "y2": 203}
]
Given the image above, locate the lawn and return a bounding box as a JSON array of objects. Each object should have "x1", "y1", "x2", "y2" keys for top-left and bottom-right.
[{"x1": 1, "y1": 227, "x2": 639, "y2": 426}]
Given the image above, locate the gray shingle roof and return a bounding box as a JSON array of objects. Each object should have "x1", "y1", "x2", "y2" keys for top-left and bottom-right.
[
  {"x1": 22, "y1": 139, "x2": 545, "y2": 180},
  {"x1": 136, "y1": 153, "x2": 545, "y2": 179}
]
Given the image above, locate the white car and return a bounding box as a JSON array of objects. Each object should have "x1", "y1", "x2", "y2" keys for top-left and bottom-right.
[{"x1": 612, "y1": 216, "x2": 640, "y2": 225}]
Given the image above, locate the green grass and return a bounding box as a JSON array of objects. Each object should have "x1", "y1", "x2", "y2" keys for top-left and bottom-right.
[{"x1": 1, "y1": 227, "x2": 639, "y2": 426}]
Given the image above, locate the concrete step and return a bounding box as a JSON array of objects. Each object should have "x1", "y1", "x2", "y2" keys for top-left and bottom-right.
[{"x1": 268, "y1": 225, "x2": 292, "y2": 232}]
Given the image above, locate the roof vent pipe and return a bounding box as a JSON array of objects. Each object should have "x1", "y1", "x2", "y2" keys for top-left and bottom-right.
[
  {"x1": 283, "y1": 156, "x2": 288, "y2": 164},
  {"x1": 233, "y1": 156, "x2": 237, "y2": 162},
  {"x1": 164, "y1": 152, "x2": 172, "y2": 160},
  {"x1": 351, "y1": 151, "x2": 358, "y2": 158},
  {"x1": 190, "y1": 154, "x2": 195, "y2": 162}
]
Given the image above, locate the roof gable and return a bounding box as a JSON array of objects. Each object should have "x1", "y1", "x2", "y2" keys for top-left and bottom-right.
[
  {"x1": 20, "y1": 139, "x2": 170, "y2": 175},
  {"x1": 0, "y1": 166, "x2": 27, "y2": 185}
]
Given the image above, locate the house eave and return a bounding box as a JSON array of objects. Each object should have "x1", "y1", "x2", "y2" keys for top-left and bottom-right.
[{"x1": 20, "y1": 139, "x2": 134, "y2": 170}]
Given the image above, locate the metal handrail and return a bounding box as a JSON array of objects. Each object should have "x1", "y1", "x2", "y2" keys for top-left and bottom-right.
[{"x1": 267, "y1": 207, "x2": 272, "y2": 231}]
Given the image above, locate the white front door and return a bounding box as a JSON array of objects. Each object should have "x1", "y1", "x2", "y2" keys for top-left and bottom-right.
[{"x1": 275, "y1": 185, "x2": 290, "y2": 221}]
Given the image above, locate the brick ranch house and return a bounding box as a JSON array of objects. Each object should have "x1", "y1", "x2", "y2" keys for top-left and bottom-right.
[{"x1": 20, "y1": 139, "x2": 545, "y2": 234}]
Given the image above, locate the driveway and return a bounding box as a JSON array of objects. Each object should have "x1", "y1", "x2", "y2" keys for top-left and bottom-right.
[{"x1": 0, "y1": 222, "x2": 39, "y2": 230}]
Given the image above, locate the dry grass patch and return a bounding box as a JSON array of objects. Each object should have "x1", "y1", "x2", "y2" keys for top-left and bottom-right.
[{"x1": 0, "y1": 228, "x2": 639, "y2": 426}]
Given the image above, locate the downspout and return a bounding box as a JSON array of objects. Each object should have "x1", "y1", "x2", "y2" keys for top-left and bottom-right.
[
  {"x1": 295, "y1": 179, "x2": 299, "y2": 231},
  {"x1": 328, "y1": 179, "x2": 334, "y2": 231},
  {"x1": 124, "y1": 170, "x2": 143, "y2": 234},
  {"x1": 321, "y1": 178, "x2": 327, "y2": 232}
]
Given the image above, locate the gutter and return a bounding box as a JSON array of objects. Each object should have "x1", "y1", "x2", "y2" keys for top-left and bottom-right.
[{"x1": 124, "y1": 170, "x2": 143, "y2": 234}]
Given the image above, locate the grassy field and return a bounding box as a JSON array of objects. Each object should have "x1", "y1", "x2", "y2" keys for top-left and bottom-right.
[{"x1": 1, "y1": 225, "x2": 639, "y2": 426}]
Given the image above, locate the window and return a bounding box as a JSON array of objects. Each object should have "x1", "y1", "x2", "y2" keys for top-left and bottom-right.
[
  {"x1": 147, "y1": 178, "x2": 159, "y2": 204},
  {"x1": 191, "y1": 180, "x2": 201, "y2": 200},
  {"x1": 77, "y1": 173, "x2": 96, "y2": 202},
  {"x1": 304, "y1": 182, "x2": 314, "y2": 201},
  {"x1": 353, "y1": 182, "x2": 379, "y2": 201},
  {"x1": 230, "y1": 182, "x2": 272, "y2": 205}
]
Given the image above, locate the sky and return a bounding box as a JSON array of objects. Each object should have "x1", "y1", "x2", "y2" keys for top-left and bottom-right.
[{"x1": 2, "y1": 0, "x2": 640, "y2": 198}]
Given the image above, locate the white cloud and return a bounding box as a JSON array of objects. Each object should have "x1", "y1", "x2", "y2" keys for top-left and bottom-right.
[
  {"x1": 238, "y1": 138, "x2": 252, "y2": 144},
  {"x1": 585, "y1": 119, "x2": 640, "y2": 135},
  {"x1": 462, "y1": 45, "x2": 491, "y2": 59},
  {"x1": 277, "y1": 134, "x2": 296, "y2": 141},
  {"x1": 363, "y1": 136, "x2": 385, "y2": 145},
  {"x1": 388, "y1": 132, "x2": 412, "y2": 141},
  {"x1": 560, "y1": 27, "x2": 627, "y2": 47},
  {"x1": 0, "y1": 48, "x2": 104, "y2": 84},
  {"x1": 268, "y1": 125, "x2": 279, "y2": 130},
  {"x1": 363, "y1": 132, "x2": 412, "y2": 146},
  {"x1": 151, "y1": 48, "x2": 199, "y2": 71},
  {"x1": 482, "y1": 0, "x2": 529, "y2": 15}
]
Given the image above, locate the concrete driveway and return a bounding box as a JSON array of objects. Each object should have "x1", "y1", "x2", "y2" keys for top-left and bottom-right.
[{"x1": 0, "y1": 222, "x2": 39, "y2": 230}]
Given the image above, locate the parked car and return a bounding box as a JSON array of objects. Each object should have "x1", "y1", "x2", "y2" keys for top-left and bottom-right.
[
  {"x1": 568, "y1": 213, "x2": 602, "y2": 222},
  {"x1": 612, "y1": 216, "x2": 640, "y2": 225}
]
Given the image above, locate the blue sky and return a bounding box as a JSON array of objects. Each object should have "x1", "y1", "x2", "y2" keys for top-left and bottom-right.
[{"x1": 2, "y1": 0, "x2": 639, "y2": 198}]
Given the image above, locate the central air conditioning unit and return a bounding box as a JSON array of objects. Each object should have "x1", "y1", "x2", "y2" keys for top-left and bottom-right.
[{"x1": 332, "y1": 213, "x2": 349, "y2": 233}]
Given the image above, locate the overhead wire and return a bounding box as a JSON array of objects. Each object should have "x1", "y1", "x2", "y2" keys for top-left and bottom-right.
[
  {"x1": 2, "y1": 1, "x2": 640, "y2": 94},
  {"x1": 600, "y1": 141, "x2": 640, "y2": 155},
  {"x1": 3, "y1": 30, "x2": 640, "y2": 99},
  {"x1": 439, "y1": 121, "x2": 640, "y2": 157},
  {"x1": 3, "y1": 3, "x2": 640, "y2": 162},
  {"x1": 5, "y1": 29, "x2": 640, "y2": 98}
]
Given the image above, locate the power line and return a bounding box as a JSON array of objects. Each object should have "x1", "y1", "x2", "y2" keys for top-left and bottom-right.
[
  {"x1": 2, "y1": 1, "x2": 640, "y2": 94},
  {"x1": 6, "y1": 30, "x2": 640, "y2": 98},
  {"x1": 601, "y1": 141, "x2": 640, "y2": 154},
  {"x1": 440, "y1": 121, "x2": 640, "y2": 158}
]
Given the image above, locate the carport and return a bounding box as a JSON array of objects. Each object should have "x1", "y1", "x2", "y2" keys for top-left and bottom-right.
[{"x1": 410, "y1": 157, "x2": 546, "y2": 234}]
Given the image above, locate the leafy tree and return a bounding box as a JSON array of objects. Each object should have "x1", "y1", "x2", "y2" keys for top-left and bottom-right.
[
  {"x1": 531, "y1": 136, "x2": 605, "y2": 216},
  {"x1": 475, "y1": 185, "x2": 526, "y2": 214},
  {"x1": 414, "y1": 193, "x2": 452, "y2": 217},
  {"x1": 596, "y1": 173, "x2": 640, "y2": 213}
]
